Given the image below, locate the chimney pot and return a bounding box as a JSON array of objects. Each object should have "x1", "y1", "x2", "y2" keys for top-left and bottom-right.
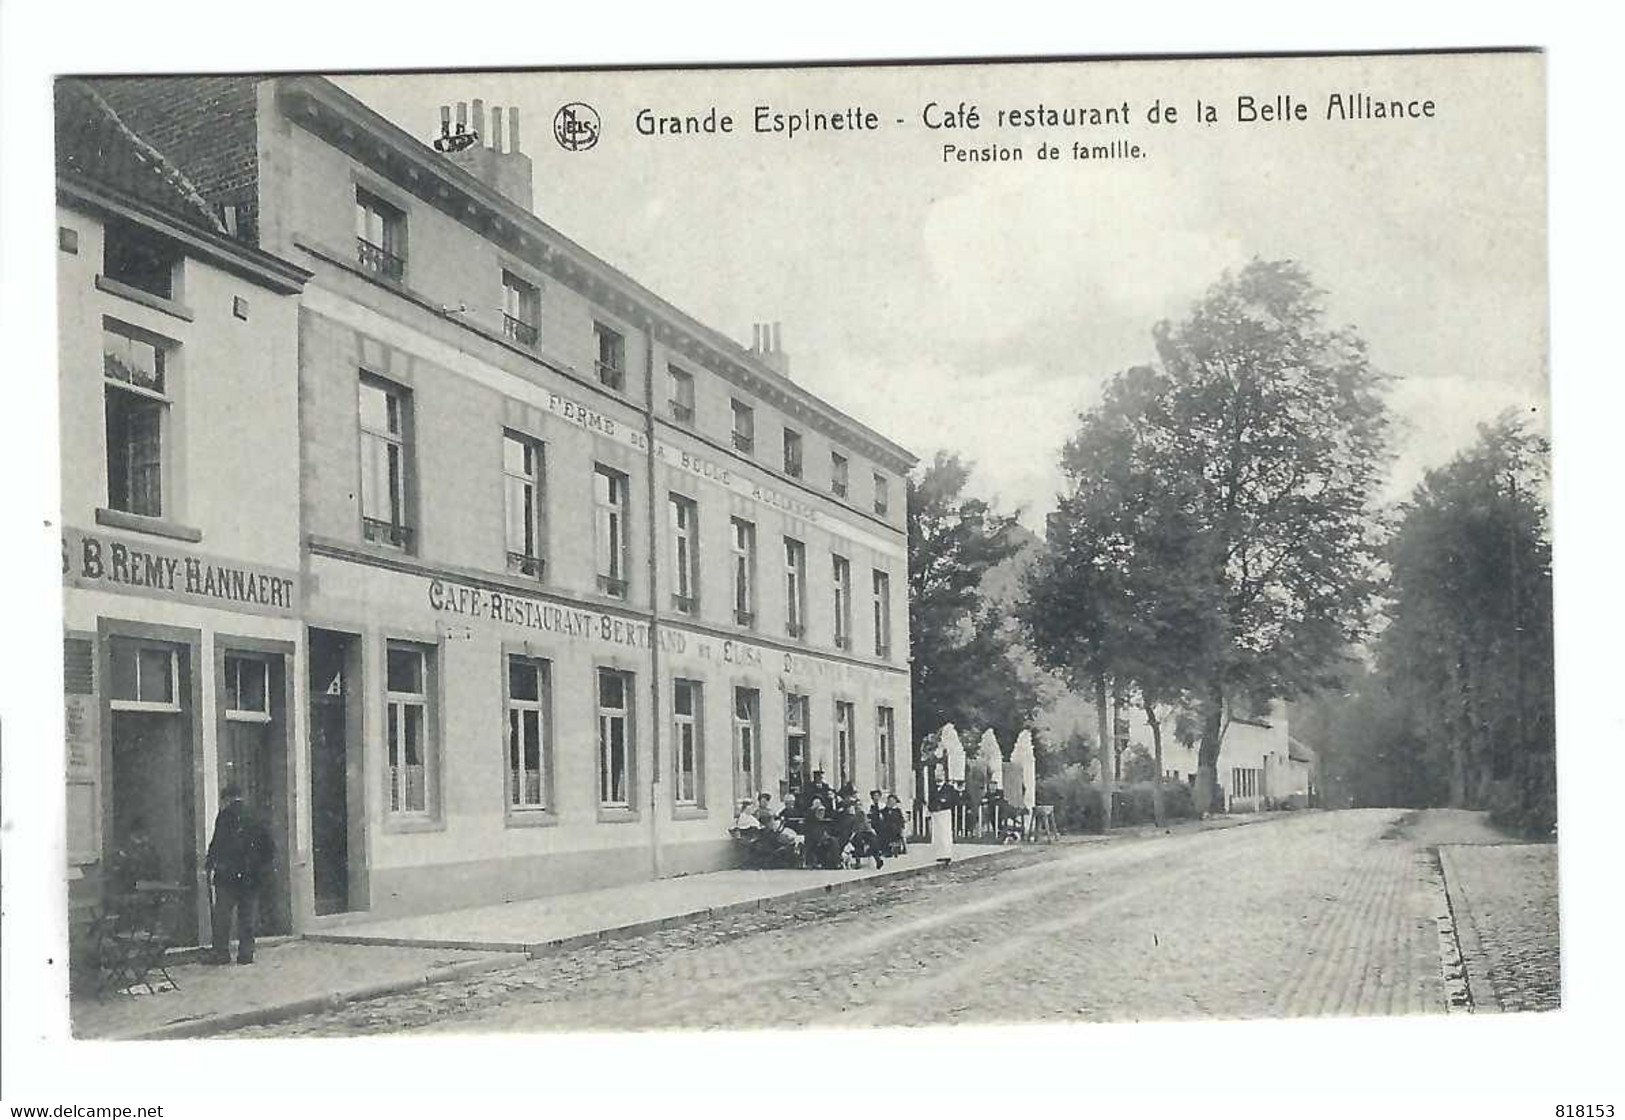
[
  {"x1": 491, "y1": 106, "x2": 504, "y2": 152},
  {"x1": 439, "y1": 104, "x2": 451, "y2": 135},
  {"x1": 509, "y1": 106, "x2": 521, "y2": 152},
  {"x1": 471, "y1": 98, "x2": 486, "y2": 142},
  {"x1": 773, "y1": 322, "x2": 783, "y2": 353},
  {"x1": 752, "y1": 323, "x2": 762, "y2": 350},
  {"x1": 456, "y1": 101, "x2": 468, "y2": 132}
]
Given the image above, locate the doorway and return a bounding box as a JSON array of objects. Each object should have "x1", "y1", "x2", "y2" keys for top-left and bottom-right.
[
  {"x1": 309, "y1": 628, "x2": 358, "y2": 915},
  {"x1": 107, "y1": 636, "x2": 197, "y2": 943},
  {"x1": 218, "y1": 648, "x2": 293, "y2": 936}
]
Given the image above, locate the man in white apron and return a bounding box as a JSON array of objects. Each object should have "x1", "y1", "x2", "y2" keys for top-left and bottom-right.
[{"x1": 929, "y1": 779, "x2": 960, "y2": 865}]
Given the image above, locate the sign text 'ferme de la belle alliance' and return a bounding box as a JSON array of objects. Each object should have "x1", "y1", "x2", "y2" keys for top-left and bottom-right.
[{"x1": 62, "y1": 526, "x2": 300, "y2": 619}]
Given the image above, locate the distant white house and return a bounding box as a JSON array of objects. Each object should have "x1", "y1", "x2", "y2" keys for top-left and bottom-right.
[{"x1": 1124, "y1": 700, "x2": 1317, "y2": 811}]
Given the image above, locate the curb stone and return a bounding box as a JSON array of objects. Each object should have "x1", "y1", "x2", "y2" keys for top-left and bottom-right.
[
  {"x1": 106, "y1": 953, "x2": 518, "y2": 1041},
  {"x1": 1437, "y1": 845, "x2": 1500, "y2": 1013}
]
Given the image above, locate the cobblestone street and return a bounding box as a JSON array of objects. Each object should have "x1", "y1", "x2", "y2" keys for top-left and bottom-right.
[{"x1": 226, "y1": 808, "x2": 1511, "y2": 1037}]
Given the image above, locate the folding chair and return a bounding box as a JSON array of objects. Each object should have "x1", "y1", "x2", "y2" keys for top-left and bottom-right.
[{"x1": 99, "y1": 884, "x2": 182, "y2": 997}]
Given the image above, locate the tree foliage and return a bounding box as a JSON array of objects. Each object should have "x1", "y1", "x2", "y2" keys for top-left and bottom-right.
[
  {"x1": 1025, "y1": 260, "x2": 1392, "y2": 811},
  {"x1": 1379, "y1": 414, "x2": 1555, "y2": 830},
  {"x1": 907, "y1": 452, "x2": 1036, "y2": 754}
]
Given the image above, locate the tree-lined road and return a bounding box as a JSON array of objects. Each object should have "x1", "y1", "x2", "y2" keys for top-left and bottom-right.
[{"x1": 230, "y1": 810, "x2": 1496, "y2": 1037}]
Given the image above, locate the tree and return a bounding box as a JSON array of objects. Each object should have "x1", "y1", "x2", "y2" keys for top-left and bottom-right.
[
  {"x1": 1024, "y1": 364, "x2": 1213, "y2": 827},
  {"x1": 907, "y1": 452, "x2": 1031, "y2": 762},
  {"x1": 1027, "y1": 261, "x2": 1391, "y2": 816},
  {"x1": 1142, "y1": 261, "x2": 1392, "y2": 810},
  {"x1": 1380, "y1": 415, "x2": 1554, "y2": 830}
]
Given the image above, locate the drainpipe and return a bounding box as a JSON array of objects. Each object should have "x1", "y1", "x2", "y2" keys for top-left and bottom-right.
[{"x1": 643, "y1": 317, "x2": 664, "y2": 879}]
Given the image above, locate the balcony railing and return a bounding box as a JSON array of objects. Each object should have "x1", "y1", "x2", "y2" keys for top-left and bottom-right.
[
  {"x1": 363, "y1": 517, "x2": 413, "y2": 551},
  {"x1": 734, "y1": 608, "x2": 755, "y2": 628},
  {"x1": 832, "y1": 481, "x2": 848, "y2": 499},
  {"x1": 874, "y1": 500, "x2": 889, "y2": 517},
  {"x1": 671, "y1": 593, "x2": 698, "y2": 614},
  {"x1": 507, "y1": 552, "x2": 545, "y2": 580},
  {"x1": 732, "y1": 431, "x2": 754, "y2": 455},
  {"x1": 596, "y1": 361, "x2": 625, "y2": 391},
  {"x1": 669, "y1": 400, "x2": 695, "y2": 424},
  {"x1": 597, "y1": 574, "x2": 629, "y2": 599},
  {"x1": 786, "y1": 620, "x2": 805, "y2": 639},
  {"x1": 356, "y1": 238, "x2": 405, "y2": 282},
  {"x1": 503, "y1": 314, "x2": 539, "y2": 347},
  {"x1": 784, "y1": 458, "x2": 803, "y2": 479}
]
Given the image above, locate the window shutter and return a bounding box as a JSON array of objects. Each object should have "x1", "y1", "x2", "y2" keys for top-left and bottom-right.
[{"x1": 64, "y1": 637, "x2": 94, "y2": 695}]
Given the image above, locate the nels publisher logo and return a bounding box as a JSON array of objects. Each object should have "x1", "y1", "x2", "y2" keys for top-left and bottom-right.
[{"x1": 553, "y1": 102, "x2": 601, "y2": 151}]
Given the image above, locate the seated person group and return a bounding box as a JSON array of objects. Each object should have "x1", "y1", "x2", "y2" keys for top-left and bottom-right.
[{"x1": 733, "y1": 771, "x2": 908, "y2": 870}]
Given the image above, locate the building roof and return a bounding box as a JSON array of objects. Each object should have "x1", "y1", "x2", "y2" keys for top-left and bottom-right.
[
  {"x1": 1288, "y1": 736, "x2": 1317, "y2": 763},
  {"x1": 55, "y1": 80, "x2": 227, "y2": 235}
]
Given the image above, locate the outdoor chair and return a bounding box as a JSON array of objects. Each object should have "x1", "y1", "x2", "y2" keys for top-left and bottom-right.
[{"x1": 96, "y1": 882, "x2": 183, "y2": 997}]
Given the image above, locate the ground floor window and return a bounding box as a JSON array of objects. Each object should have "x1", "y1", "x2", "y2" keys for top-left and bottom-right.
[
  {"x1": 598, "y1": 668, "x2": 634, "y2": 808},
  {"x1": 733, "y1": 687, "x2": 760, "y2": 802},
  {"x1": 876, "y1": 706, "x2": 895, "y2": 792},
  {"x1": 834, "y1": 701, "x2": 855, "y2": 787},
  {"x1": 785, "y1": 692, "x2": 809, "y2": 797},
  {"x1": 507, "y1": 655, "x2": 550, "y2": 811},
  {"x1": 673, "y1": 679, "x2": 702, "y2": 807},
  {"x1": 1231, "y1": 767, "x2": 1260, "y2": 800},
  {"x1": 386, "y1": 643, "x2": 433, "y2": 816}
]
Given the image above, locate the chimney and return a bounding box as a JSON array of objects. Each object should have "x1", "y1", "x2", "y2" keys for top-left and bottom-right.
[
  {"x1": 436, "y1": 98, "x2": 534, "y2": 212},
  {"x1": 749, "y1": 321, "x2": 791, "y2": 377}
]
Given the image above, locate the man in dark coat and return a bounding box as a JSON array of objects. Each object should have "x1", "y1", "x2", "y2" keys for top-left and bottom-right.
[
  {"x1": 804, "y1": 770, "x2": 836, "y2": 817},
  {"x1": 205, "y1": 784, "x2": 274, "y2": 965}
]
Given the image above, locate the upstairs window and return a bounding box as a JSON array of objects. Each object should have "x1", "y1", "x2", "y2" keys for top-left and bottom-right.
[
  {"x1": 730, "y1": 399, "x2": 755, "y2": 455},
  {"x1": 103, "y1": 325, "x2": 169, "y2": 518},
  {"x1": 595, "y1": 323, "x2": 626, "y2": 392},
  {"x1": 669, "y1": 493, "x2": 699, "y2": 614},
  {"x1": 831, "y1": 451, "x2": 849, "y2": 499},
  {"x1": 359, "y1": 376, "x2": 413, "y2": 550},
  {"x1": 355, "y1": 188, "x2": 406, "y2": 281},
  {"x1": 501, "y1": 271, "x2": 540, "y2": 347},
  {"x1": 594, "y1": 465, "x2": 630, "y2": 599},
  {"x1": 103, "y1": 223, "x2": 179, "y2": 300},
  {"x1": 784, "y1": 537, "x2": 807, "y2": 639},
  {"x1": 667, "y1": 365, "x2": 695, "y2": 424},
  {"x1": 873, "y1": 471, "x2": 890, "y2": 517},
  {"x1": 832, "y1": 554, "x2": 852, "y2": 650},
  {"x1": 731, "y1": 517, "x2": 756, "y2": 627},
  {"x1": 782, "y1": 428, "x2": 803, "y2": 478},
  {"x1": 503, "y1": 432, "x2": 546, "y2": 579}
]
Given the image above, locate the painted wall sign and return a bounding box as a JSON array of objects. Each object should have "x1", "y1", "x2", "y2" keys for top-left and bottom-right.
[
  {"x1": 428, "y1": 576, "x2": 902, "y2": 687},
  {"x1": 302, "y1": 295, "x2": 903, "y2": 559},
  {"x1": 62, "y1": 526, "x2": 300, "y2": 619}
]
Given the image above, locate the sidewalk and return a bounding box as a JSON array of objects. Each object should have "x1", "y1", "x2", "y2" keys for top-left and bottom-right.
[
  {"x1": 72, "y1": 841, "x2": 1018, "y2": 1040},
  {"x1": 306, "y1": 842, "x2": 1014, "y2": 953},
  {"x1": 72, "y1": 940, "x2": 513, "y2": 1041}
]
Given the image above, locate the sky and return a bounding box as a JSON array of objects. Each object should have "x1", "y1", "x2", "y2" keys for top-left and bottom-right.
[{"x1": 338, "y1": 52, "x2": 1547, "y2": 527}]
